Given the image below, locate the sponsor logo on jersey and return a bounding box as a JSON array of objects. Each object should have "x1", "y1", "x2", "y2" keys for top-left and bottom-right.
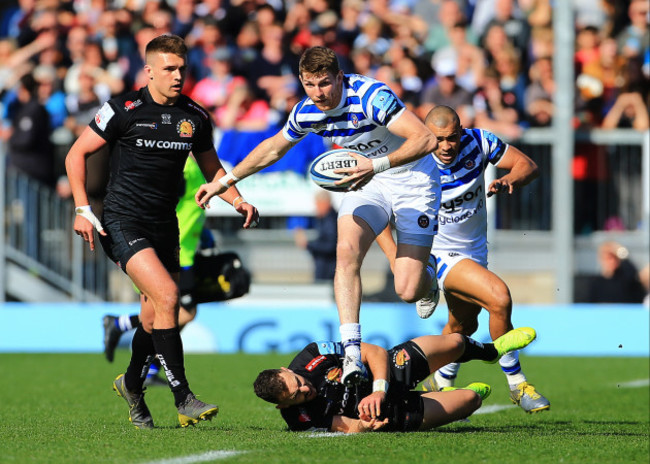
[
  {"x1": 441, "y1": 184, "x2": 484, "y2": 213},
  {"x1": 177, "y1": 119, "x2": 195, "y2": 138},
  {"x1": 124, "y1": 99, "x2": 142, "y2": 111},
  {"x1": 418, "y1": 215, "x2": 430, "y2": 228},
  {"x1": 188, "y1": 102, "x2": 209, "y2": 119},
  {"x1": 311, "y1": 122, "x2": 326, "y2": 131},
  {"x1": 326, "y1": 367, "x2": 342, "y2": 382},
  {"x1": 94, "y1": 102, "x2": 115, "y2": 131},
  {"x1": 161, "y1": 113, "x2": 172, "y2": 124},
  {"x1": 306, "y1": 355, "x2": 326, "y2": 372},
  {"x1": 128, "y1": 238, "x2": 145, "y2": 247},
  {"x1": 136, "y1": 122, "x2": 158, "y2": 129},
  {"x1": 135, "y1": 139, "x2": 193, "y2": 150},
  {"x1": 448, "y1": 252, "x2": 460, "y2": 257},
  {"x1": 392, "y1": 348, "x2": 410, "y2": 368}
]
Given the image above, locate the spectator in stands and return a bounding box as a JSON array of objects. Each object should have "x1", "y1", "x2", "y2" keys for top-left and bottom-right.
[
  {"x1": 352, "y1": 14, "x2": 391, "y2": 58},
  {"x1": 482, "y1": 0, "x2": 530, "y2": 62},
  {"x1": 420, "y1": 0, "x2": 474, "y2": 56},
  {"x1": 190, "y1": 47, "x2": 248, "y2": 115},
  {"x1": 232, "y1": 20, "x2": 261, "y2": 77},
  {"x1": 2, "y1": 73, "x2": 54, "y2": 187},
  {"x1": 519, "y1": 0, "x2": 552, "y2": 29},
  {"x1": 418, "y1": 57, "x2": 473, "y2": 121},
  {"x1": 215, "y1": 82, "x2": 272, "y2": 132},
  {"x1": 473, "y1": 67, "x2": 523, "y2": 139},
  {"x1": 616, "y1": 0, "x2": 649, "y2": 60},
  {"x1": 524, "y1": 56, "x2": 554, "y2": 127},
  {"x1": 433, "y1": 20, "x2": 485, "y2": 93},
  {"x1": 587, "y1": 242, "x2": 646, "y2": 304},
  {"x1": 294, "y1": 190, "x2": 338, "y2": 283},
  {"x1": 171, "y1": 0, "x2": 198, "y2": 38},
  {"x1": 492, "y1": 46, "x2": 527, "y2": 120},
  {"x1": 186, "y1": 17, "x2": 228, "y2": 83},
  {"x1": 247, "y1": 22, "x2": 300, "y2": 104},
  {"x1": 336, "y1": 0, "x2": 364, "y2": 55},
  {"x1": 601, "y1": 89, "x2": 649, "y2": 131}
]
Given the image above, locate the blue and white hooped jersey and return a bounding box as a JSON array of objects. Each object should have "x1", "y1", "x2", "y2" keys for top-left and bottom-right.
[
  {"x1": 432, "y1": 128, "x2": 509, "y2": 258},
  {"x1": 282, "y1": 74, "x2": 411, "y2": 168}
]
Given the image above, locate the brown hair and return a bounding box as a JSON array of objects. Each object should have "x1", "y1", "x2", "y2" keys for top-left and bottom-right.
[
  {"x1": 299, "y1": 46, "x2": 340, "y2": 77},
  {"x1": 253, "y1": 369, "x2": 287, "y2": 404},
  {"x1": 145, "y1": 34, "x2": 187, "y2": 60}
]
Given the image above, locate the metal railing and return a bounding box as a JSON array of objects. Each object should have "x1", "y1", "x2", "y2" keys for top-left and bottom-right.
[{"x1": 1, "y1": 150, "x2": 110, "y2": 302}]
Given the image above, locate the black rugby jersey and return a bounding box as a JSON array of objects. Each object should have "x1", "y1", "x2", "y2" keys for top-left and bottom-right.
[
  {"x1": 89, "y1": 86, "x2": 214, "y2": 222},
  {"x1": 282, "y1": 341, "x2": 372, "y2": 431}
]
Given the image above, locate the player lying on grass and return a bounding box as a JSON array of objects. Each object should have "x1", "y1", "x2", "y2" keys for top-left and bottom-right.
[{"x1": 253, "y1": 327, "x2": 536, "y2": 433}]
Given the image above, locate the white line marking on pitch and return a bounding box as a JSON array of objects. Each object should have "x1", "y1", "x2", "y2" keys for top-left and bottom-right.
[
  {"x1": 617, "y1": 379, "x2": 650, "y2": 388},
  {"x1": 142, "y1": 450, "x2": 244, "y2": 464},
  {"x1": 306, "y1": 431, "x2": 349, "y2": 437},
  {"x1": 474, "y1": 404, "x2": 517, "y2": 415}
]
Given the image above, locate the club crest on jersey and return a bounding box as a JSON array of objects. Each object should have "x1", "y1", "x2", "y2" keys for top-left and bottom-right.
[
  {"x1": 464, "y1": 159, "x2": 476, "y2": 169},
  {"x1": 124, "y1": 99, "x2": 142, "y2": 111},
  {"x1": 161, "y1": 113, "x2": 172, "y2": 124},
  {"x1": 392, "y1": 348, "x2": 410, "y2": 368},
  {"x1": 326, "y1": 367, "x2": 342, "y2": 383},
  {"x1": 177, "y1": 119, "x2": 195, "y2": 138},
  {"x1": 418, "y1": 215, "x2": 430, "y2": 228},
  {"x1": 351, "y1": 114, "x2": 359, "y2": 127}
]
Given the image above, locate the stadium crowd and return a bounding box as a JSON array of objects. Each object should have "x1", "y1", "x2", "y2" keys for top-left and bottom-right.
[{"x1": 0, "y1": 0, "x2": 648, "y2": 193}]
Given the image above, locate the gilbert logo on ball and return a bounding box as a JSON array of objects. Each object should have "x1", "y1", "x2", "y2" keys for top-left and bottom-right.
[{"x1": 309, "y1": 149, "x2": 367, "y2": 192}]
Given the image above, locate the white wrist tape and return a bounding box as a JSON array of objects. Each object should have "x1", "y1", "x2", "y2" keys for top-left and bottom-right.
[
  {"x1": 219, "y1": 172, "x2": 240, "y2": 189},
  {"x1": 232, "y1": 196, "x2": 246, "y2": 207},
  {"x1": 372, "y1": 157, "x2": 391, "y2": 174},
  {"x1": 75, "y1": 205, "x2": 104, "y2": 232},
  {"x1": 372, "y1": 379, "x2": 389, "y2": 393}
]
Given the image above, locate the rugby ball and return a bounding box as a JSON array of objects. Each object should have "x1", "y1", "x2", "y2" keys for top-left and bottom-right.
[{"x1": 309, "y1": 149, "x2": 366, "y2": 192}]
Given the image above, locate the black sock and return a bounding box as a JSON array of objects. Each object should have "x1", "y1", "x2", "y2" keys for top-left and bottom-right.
[
  {"x1": 151, "y1": 327, "x2": 192, "y2": 406},
  {"x1": 129, "y1": 315, "x2": 141, "y2": 329},
  {"x1": 456, "y1": 335, "x2": 498, "y2": 363},
  {"x1": 125, "y1": 325, "x2": 156, "y2": 393}
]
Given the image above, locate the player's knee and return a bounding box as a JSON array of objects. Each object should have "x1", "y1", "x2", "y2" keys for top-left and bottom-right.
[
  {"x1": 394, "y1": 280, "x2": 419, "y2": 303},
  {"x1": 487, "y1": 288, "x2": 512, "y2": 315},
  {"x1": 449, "y1": 318, "x2": 479, "y2": 336},
  {"x1": 449, "y1": 333, "x2": 465, "y2": 352}
]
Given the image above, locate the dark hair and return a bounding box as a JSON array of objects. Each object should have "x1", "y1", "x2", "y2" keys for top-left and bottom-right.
[
  {"x1": 20, "y1": 73, "x2": 38, "y2": 97},
  {"x1": 299, "y1": 46, "x2": 340, "y2": 77},
  {"x1": 253, "y1": 369, "x2": 287, "y2": 404},
  {"x1": 145, "y1": 34, "x2": 187, "y2": 59}
]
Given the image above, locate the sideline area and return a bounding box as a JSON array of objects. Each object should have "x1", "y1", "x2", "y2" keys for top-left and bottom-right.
[{"x1": 1, "y1": 301, "x2": 648, "y2": 356}]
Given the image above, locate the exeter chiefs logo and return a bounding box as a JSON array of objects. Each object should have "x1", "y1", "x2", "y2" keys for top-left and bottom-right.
[
  {"x1": 177, "y1": 119, "x2": 195, "y2": 138},
  {"x1": 326, "y1": 367, "x2": 342, "y2": 383},
  {"x1": 392, "y1": 348, "x2": 410, "y2": 369}
]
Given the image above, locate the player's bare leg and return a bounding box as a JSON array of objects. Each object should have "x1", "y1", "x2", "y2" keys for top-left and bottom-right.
[
  {"x1": 335, "y1": 215, "x2": 376, "y2": 386},
  {"x1": 435, "y1": 259, "x2": 550, "y2": 412}
]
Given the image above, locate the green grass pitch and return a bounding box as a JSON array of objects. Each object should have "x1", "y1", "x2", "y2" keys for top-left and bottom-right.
[{"x1": 1, "y1": 352, "x2": 648, "y2": 464}]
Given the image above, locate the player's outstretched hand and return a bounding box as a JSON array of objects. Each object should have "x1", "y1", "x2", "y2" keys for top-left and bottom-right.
[
  {"x1": 355, "y1": 416, "x2": 389, "y2": 433},
  {"x1": 357, "y1": 391, "x2": 386, "y2": 421},
  {"x1": 236, "y1": 201, "x2": 260, "y2": 229},
  {"x1": 487, "y1": 178, "x2": 514, "y2": 197},
  {"x1": 334, "y1": 152, "x2": 374, "y2": 191},
  {"x1": 195, "y1": 181, "x2": 228, "y2": 209}
]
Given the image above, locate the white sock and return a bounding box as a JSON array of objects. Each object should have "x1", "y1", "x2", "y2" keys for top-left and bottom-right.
[
  {"x1": 499, "y1": 351, "x2": 527, "y2": 388},
  {"x1": 118, "y1": 314, "x2": 133, "y2": 332},
  {"x1": 339, "y1": 323, "x2": 361, "y2": 360},
  {"x1": 435, "y1": 362, "x2": 460, "y2": 388}
]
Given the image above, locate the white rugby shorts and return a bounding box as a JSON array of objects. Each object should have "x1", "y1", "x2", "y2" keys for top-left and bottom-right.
[
  {"x1": 433, "y1": 249, "x2": 488, "y2": 291},
  {"x1": 338, "y1": 155, "x2": 440, "y2": 248}
]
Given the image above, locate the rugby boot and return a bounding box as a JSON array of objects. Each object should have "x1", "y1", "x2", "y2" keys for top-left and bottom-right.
[
  {"x1": 341, "y1": 355, "x2": 369, "y2": 387},
  {"x1": 112, "y1": 374, "x2": 154, "y2": 429},
  {"x1": 417, "y1": 373, "x2": 440, "y2": 392},
  {"x1": 510, "y1": 382, "x2": 550, "y2": 413},
  {"x1": 416, "y1": 254, "x2": 440, "y2": 319},
  {"x1": 488, "y1": 327, "x2": 537, "y2": 363},
  {"x1": 103, "y1": 315, "x2": 122, "y2": 362},
  {"x1": 442, "y1": 382, "x2": 492, "y2": 400},
  {"x1": 177, "y1": 393, "x2": 219, "y2": 427}
]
